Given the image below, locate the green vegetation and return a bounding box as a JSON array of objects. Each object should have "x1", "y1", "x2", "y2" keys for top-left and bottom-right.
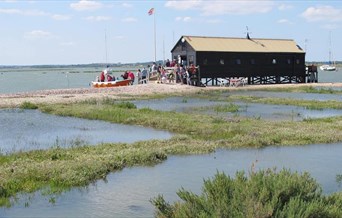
[
  {"x1": 1, "y1": 89, "x2": 342, "y2": 209},
  {"x1": 235, "y1": 85, "x2": 342, "y2": 94},
  {"x1": 151, "y1": 169, "x2": 342, "y2": 218},
  {"x1": 194, "y1": 103, "x2": 240, "y2": 113},
  {"x1": 19, "y1": 101, "x2": 38, "y2": 110},
  {"x1": 227, "y1": 95, "x2": 342, "y2": 110}
]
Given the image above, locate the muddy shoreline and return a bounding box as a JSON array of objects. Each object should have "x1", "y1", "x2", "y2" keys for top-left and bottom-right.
[{"x1": 0, "y1": 82, "x2": 341, "y2": 108}]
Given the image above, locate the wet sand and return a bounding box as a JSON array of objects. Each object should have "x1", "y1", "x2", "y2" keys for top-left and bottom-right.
[{"x1": 0, "y1": 82, "x2": 341, "y2": 108}]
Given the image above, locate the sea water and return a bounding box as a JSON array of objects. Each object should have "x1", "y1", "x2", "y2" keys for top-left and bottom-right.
[
  {"x1": 0, "y1": 66, "x2": 138, "y2": 94},
  {"x1": 0, "y1": 66, "x2": 340, "y2": 94}
]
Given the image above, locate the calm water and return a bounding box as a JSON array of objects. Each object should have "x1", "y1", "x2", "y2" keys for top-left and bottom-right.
[
  {"x1": 0, "y1": 109, "x2": 173, "y2": 154},
  {"x1": 0, "y1": 66, "x2": 340, "y2": 94},
  {"x1": 1, "y1": 143, "x2": 341, "y2": 217},
  {"x1": 0, "y1": 66, "x2": 138, "y2": 94},
  {"x1": 131, "y1": 97, "x2": 342, "y2": 121}
]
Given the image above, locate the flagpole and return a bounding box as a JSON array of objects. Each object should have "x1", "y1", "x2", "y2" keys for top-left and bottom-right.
[{"x1": 153, "y1": 10, "x2": 156, "y2": 63}]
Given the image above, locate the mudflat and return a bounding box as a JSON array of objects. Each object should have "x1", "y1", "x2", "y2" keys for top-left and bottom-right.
[{"x1": 0, "y1": 82, "x2": 340, "y2": 108}]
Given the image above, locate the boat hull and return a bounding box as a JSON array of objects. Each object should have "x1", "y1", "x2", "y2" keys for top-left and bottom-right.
[
  {"x1": 320, "y1": 65, "x2": 336, "y2": 71},
  {"x1": 91, "y1": 79, "x2": 132, "y2": 88}
]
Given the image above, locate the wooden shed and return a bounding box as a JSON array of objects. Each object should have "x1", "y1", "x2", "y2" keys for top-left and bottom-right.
[{"x1": 170, "y1": 35, "x2": 306, "y2": 85}]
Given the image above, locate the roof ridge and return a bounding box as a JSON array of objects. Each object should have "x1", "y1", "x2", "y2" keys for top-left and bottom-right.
[{"x1": 182, "y1": 35, "x2": 293, "y2": 41}]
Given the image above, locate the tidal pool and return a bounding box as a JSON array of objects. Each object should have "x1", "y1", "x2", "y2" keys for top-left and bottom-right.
[
  {"x1": 0, "y1": 109, "x2": 173, "y2": 154},
  {"x1": 229, "y1": 90, "x2": 342, "y2": 101},
  {"x1": 1, "y1": 143, "x2": 341, "y2": 217},
  {"x1": 130, "y1": 97, "x2": 342, "y2": 121}
]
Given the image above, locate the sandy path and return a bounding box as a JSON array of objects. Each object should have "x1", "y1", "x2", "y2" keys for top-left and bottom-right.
[{"x1": 0, "y1": 82, "x2": 341, "y2": 108}]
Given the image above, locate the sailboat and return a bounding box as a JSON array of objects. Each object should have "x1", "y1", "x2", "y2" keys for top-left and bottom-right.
[{"x1": 320, "y1": 32, "x2": 336, "y2": 71}]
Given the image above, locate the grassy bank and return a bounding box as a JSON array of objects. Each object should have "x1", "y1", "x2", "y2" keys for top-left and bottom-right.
[{"x1": 1, "y1": 89, "x2": 342, "y2": 207}]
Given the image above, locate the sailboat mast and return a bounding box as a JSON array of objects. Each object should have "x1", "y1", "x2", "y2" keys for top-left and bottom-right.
[
  {"x1": 105, "y1": 29, "x2": 108, "y2": 65},
  {"x1": 329, "y1": 31, "x2": 332, "y2": 65}
]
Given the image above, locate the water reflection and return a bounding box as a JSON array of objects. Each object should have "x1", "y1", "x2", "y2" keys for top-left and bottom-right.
[
  {"x1": 131, "y1": 97, "x2": 342, "y2": 121},
  {"x1": 228, "y1": 90, "x2": 342, "y2": 101},
  {"x1": 0, "y1": 109, "x2": 173, "y2": 154},
  {"x1": 2, "y1": 143, "x2": 341, "y2": 217}
]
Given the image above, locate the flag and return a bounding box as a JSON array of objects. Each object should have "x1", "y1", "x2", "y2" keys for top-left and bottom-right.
[{"x1": 148, "y1": 8, "x2": 154, "y2": 15}]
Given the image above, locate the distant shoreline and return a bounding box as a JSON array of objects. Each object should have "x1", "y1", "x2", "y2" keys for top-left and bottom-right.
[{"x1": 0, "y1": 82, "x2": 341, "y2": 108}]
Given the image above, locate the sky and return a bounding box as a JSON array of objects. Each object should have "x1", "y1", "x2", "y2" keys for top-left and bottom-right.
[{"x1": 0, "y1": 0, "x2": 341, "y2": 65}]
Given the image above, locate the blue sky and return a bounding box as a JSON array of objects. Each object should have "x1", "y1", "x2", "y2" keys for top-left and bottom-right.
[{"x1": 0, "y1": 0, "x2": 341, "y2": 65}]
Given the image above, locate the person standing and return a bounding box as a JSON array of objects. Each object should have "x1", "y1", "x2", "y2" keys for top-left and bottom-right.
[
  {"x1": 100, "y1": 71, "x2": 105, "y2": 82},
  {"x1": 128, "y1": 71, "x2": 135, "y2": 85},
  {"x1": 151, "y1": 62, "x2": 157, "y2": 77},
  {"x1": 165, "y1": 59, "x2": 170, "y2": 67},
  {"x1": 157, "y1": 63, "x2": 162, "y2": 83},
  {"x1": 136, "y1": 69, "x2": 142, "y2": 84},
  {"x1": 141, "y1": 67, "x2": 148, "y2": 84}
]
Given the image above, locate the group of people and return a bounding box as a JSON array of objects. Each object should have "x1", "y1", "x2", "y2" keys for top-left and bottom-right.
[
  {"x1": 96, "y1": 66, "x2": 115, "y2": 82},
  {"x1": 121, "y1": 70, "x2": 135, "y2": 85},
  {"x1": 95, "y1": 62, "x2": 199, "y2": 86},
  {"x1": 96, "y1": 66, "x2": 135, "y2": 85}
]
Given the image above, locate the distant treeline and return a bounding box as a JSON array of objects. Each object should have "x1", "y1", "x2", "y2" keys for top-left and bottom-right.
[
  {"x1": 306, "y1": 61, "x2": 342, "y2": 66},
  {"x1": 0, "y1": 61, "x2": 163, "y2": 69},
  {"x1": 1, "y1": 60, "x2": 340, "y2": 69}
]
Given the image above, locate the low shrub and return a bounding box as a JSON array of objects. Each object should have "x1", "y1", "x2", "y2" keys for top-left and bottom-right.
[
  {"x1": 20, "y1": 101, "x2": 38, "y2": 110},
  {"x1": 151, "y1": 169, "x2": 342, "y2": 218}
]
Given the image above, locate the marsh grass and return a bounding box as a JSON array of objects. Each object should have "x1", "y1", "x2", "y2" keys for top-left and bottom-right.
[
  {"x1": 0, "y1": 135, "x2": 213, "y2": 207},
  {"x1": 19, "y1": 101, "x2": 38, "y2": 110},
  {"x1": 212, "y1": 103, "x2": 239, "y2": 113},
  {"x1": 2, "y1": 90, "x2": 342, "y2": 207},
  {"x1": 226, "y1": 95, "x2": 342, "y2": 110},
  {"x1": 234, "y1": 85, "x2": 342, "y2": 94},
  {"x1": 188, "y1": 103, "x2": 240, "y2": 114}
]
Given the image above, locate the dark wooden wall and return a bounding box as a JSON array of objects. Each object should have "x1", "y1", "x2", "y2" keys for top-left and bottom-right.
[{"x1": 196, "y1": 51, "x2": 306, "y2": 78}]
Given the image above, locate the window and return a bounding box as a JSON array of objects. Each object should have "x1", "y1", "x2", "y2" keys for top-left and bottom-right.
[
  {"x1": 250, "y1": 59, "x2": 255, "y2": 64},
  {"x1": 287, "y1": 59, "x2": 291, "y2": 64},
  {"x1": 296, "y1": 59, "x2": 300, "y2": 64},
  {"x1": 220, "y1": 59, "x2": 224, "y2": 65},
  {"x1": 236, "y1": 59, "x2": 241, "y2": 65},
  {"x1": 272, "y1": 59, "x2": 277, "y2": 64},
  {"x1": 203, "y1": 59, "x2": 208, "y2": 65}
]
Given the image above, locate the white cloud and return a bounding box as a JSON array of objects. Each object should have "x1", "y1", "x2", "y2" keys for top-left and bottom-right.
[
  {"x1": 165, "y1": 0, "x2": 274, "y2": 16},
  {"x1": 121, "y1": 3, "x2": 133, "y2": 8},
  {"x1": 60, "y1": 42, "x2": 75, "y2": 46},
  {"x1": 206, "y1": 19, "x2": 222, "y2": 24},
  {"x1": 277, "y1": 19, "x2": 291, "y2": 24},
  {"x1": 70, "y1": 0, "x2": 103, "y2": 11},
  {"x1": 183, "y1": 16, "x2": 191, "y2": 22},
  {"x1": 52, "y1": 14, "x2": 71, "y2": 21},
  {"x1": 24, "y1": 30, "x2": 54, "y2": 39},
  {"x1": 175, "y1": 16, "x2": 191, "y2": 22},
  {"x1": 278, "y1": 4, "x2": 293, "y2": 11},
  {"x1": 0, "y1": 8, "x2": 21, "y2": 14},
  {"x1": 301, "y1": 6, "x2": 342, "y2": 22},
  {"x1": 321, "y1": 24, "x2": 339, "y2": 30},
  {"x1": 122, "y1": 17, "x2": 137, "y2": 23},
  {"x1": 84, "y1": 16, "x2": 111, "y2": 21},
  {"x1": 0, "y1": 8, "x2": 48, "y2": 16},
  {"x1": 165, "y1": 0, "x2": 202, "y2": 10}
]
